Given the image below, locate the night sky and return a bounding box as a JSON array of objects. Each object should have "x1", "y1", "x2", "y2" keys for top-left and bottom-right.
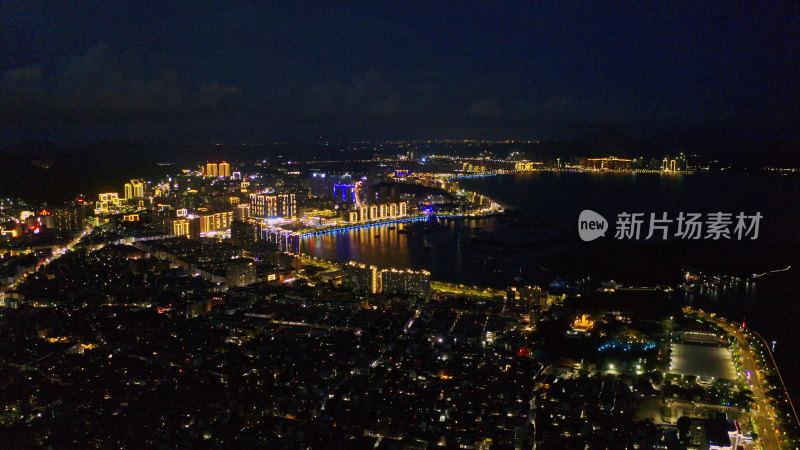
[{"x1": 1, "y1": 1, "x2": 798, "y2": 144}]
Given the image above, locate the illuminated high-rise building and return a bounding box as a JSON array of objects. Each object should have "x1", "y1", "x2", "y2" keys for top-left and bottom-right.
[
  {"x1": 96, "y1": 193, "x2": 121, "y2": 214},
  {"x1": 199, "y1": 211, "x2": 234, "y2": 233},
  {"x1": 310, "y1": 172, "x2": 331, "y2": 197},
  {"x1": 53, "y1": 208, "x2": 81, "y2": 234},
  {"x1": 342, "y1": 261, "x2": 431, "y2": 298},
  {"x1": 172, "y1": 217, "x2": 201, "y2": 238},
  {"x1": 99, "y1": 193, "x2": 119, "y2": 203},
  {"x1": 403, "y1": 269, "x2": 431, "y2": 299},
  {"x1": 37, "y1": 211, "x2": 55, "y2": 230},
  {"x1": 218, "y1": 161, "x2": 231, "y2": 178},
  {"x1": 234, "y1": 203, "x2": 250, "y2": 221},
  {"x1": 124, "y1": 179, "x2": 145, "y2": 199},
  {"x1": 249, "y1": 193, "x2": 272, "y2": 218},
  {"x1": 380, "y1": 268, "x2": 430, "y2": 299},
  {"x1": 310, "y1": 172, "x2": 352, "y2": 198},
  {"x1": 151, "y1": 208, "x2": 176, "y2": 234},
  {"x1": 206, "y1": 162, "x2": 218, "y2": 177},
  {"x1": 276, "y1": 194, "x2": 296, "y2": 218},
  {"x1": 343, "y1": 262, "x2": 381, "y2": 294},
  {"x1": 517, "y1": 285, "x2": 547, "y2": 313},
  {"x1": 380, "y1": 268, "x2": 406, "y2": 295},
  {"x1": 226, "y1": 259, "x2": 258, "y2": 287},
  {"x1": 249, "y1": 193, "x2": 296, "y2": 219},
  {"x1": 333, "y1": 184, "x2": 356, "y2": 204},
  {"x1": 260, "y1": 227, "x2": 300, "y2": 253},
  {"x1": 231, "y1": 220, "x2": 256, "y2": 248}
]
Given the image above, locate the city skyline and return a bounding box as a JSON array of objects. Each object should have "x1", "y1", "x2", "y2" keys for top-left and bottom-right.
[
  {"x1": 2, "y1": 148, "x2": 799, "y2": 447},
  {"x1": 2, "y1": 3, "x2": 800, "y2": 448}
]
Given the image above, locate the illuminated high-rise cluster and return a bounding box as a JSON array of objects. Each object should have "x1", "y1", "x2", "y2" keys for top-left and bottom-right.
[
  {"x1": 123, "y1": 179, "x2": 145, "y2": 199},
  {"x1": 205, "y1": 161, "x2": 231, "y2": 178},
  {"x1": 218, "y1": 161, "x2": 231, "y2": 177},
  {"x1": 345, "y1": 201, "x2": 407, "y2": 223},
  {"x1": 172, "y1": 211, "x2": 234, "y2": 238},
  {"x1": 342, "y1": 262, "x2": 431, "y2": 299},
  {"x1": 249, "y1": 193, "x2": 296, "y2": 219},
  {"x1": 96, "y1": 192, "x2": 121, "y2": 214}
]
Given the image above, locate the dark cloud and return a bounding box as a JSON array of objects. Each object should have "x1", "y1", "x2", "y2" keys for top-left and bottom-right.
[
  {"x1": 468, "y1": 97, "x2": 503, "y2": 118},
  {"x1": 1, "y1": 43, "x2": 241, "y2": 124},
  {"x1": 513, "y1": 95, "x2": 681, "y2": 126},
  {"x1": 1, "y1": 65, "x2": 45, "y2": 114},
  {"x1": 0, "y1": 2, "x2": 798, "y2": 143},
  {"x1": 302, "y1": 70, "x2": 403, "y2": 119}
]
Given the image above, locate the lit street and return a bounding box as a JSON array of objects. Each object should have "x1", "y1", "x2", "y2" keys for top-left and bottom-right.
[{"x1": 699, "y1": 310, "x2": 784, "y2": 449}]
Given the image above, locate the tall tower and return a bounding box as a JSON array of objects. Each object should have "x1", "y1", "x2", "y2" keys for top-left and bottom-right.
[
  {"x1": 206, "y1": 162, "x2": 218, "y2": 177},
  {"x1": 218, "y1": 161, "x2": 231, "y2": 178},
  {"x1": 130, "y1": 180, "x2": 145, "y2": 198}
]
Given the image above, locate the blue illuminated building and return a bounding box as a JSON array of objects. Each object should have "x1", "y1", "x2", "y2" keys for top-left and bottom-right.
[{"x1": 334, "y1": 184, "x2": 356, "y2": 203}]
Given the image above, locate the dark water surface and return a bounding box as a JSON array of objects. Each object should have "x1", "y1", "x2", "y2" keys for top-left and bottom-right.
[{"x1": 302, "y1": 172, "x2": 800, "y2": 398}]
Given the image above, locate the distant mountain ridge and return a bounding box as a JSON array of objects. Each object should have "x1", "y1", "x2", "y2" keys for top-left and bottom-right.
[{"x1": 1, "y1": 130, "x2": 797, "y2": 205}]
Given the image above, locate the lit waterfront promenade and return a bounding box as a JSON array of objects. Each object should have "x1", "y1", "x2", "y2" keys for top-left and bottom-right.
[
  {"x1": 687, "y1": 307, "x2": 799, "y2": 449},
  {"x1": 292, "y1": 254, "x2": 506, "y2": 300}
]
